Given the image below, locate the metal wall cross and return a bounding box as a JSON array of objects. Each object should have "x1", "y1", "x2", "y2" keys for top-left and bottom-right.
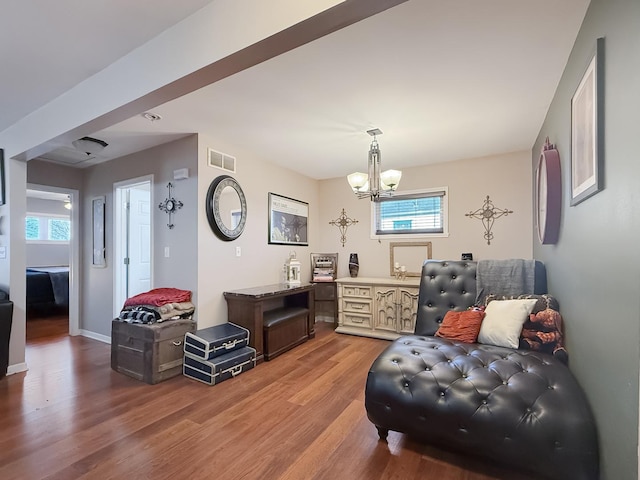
[
  {"x1": 465, "y1": 195, "x2": 513, "y2": 245},
  {"x1": 329, "y1": 209, "x2": 358, "y2": 247}
]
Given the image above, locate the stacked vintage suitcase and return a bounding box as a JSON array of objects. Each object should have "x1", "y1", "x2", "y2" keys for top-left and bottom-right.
[{"x1": 183, "y1": 322, "x2": 256, "y2": 385}]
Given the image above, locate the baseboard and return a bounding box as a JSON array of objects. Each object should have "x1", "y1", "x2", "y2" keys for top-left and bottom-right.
[
  {"x1": 80, "y1": 329, "x2": 111, "y2": 344},
  {"x1": 7, "y1": 362, "x2": 28, "y2": 375}
]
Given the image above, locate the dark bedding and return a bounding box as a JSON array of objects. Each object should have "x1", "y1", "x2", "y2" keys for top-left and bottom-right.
[{"x1": 26, "y1": 267, "x2": 69, "y2": 310}]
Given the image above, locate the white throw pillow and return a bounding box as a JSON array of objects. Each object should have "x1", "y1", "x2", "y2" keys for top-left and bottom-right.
[{"x1": 477, "y1": 299, "x2": 538, "y2": 349}]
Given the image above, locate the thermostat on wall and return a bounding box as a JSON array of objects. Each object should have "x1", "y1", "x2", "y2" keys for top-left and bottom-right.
[{"x1": 173, "y1": 168, "x2": 189, "y2": 180}]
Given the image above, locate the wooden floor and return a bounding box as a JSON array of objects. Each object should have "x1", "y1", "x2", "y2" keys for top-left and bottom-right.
[{"x1": 0, "y1": 320, "x2": 538, "y2": 480}]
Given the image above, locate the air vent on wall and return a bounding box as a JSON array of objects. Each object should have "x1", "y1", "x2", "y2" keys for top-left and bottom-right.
[{"x1": 208, "y1": 148, "x2": 236, "y2": 173}]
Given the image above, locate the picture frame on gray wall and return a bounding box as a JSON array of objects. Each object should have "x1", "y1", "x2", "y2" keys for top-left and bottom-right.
[
  {"x1": 0, "y1": 148, "x2": 5, "y2": 206},
  {"x1": 570, "y1": 37, "x2": 605, "y2": 206},
  {"x1": 92, "y1": 196, "x2": 106, "y2": 267}
]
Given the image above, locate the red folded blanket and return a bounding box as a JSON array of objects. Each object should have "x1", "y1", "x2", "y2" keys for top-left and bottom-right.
[{"x1": 123, "y1": 287, "x2": 192, "y2": 308}]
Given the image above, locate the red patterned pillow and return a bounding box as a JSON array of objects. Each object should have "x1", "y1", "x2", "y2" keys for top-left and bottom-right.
[{"x1": 435, "y1": 310, "x2": 485, "y2": 343}]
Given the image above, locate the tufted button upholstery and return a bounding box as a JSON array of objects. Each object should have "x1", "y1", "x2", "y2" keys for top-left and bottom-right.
[
  {"x1": 414, "y1": 260, "x2": 548, "y2": 336},
  {"x1": 365, "y1": 336, "x2": 598, "y2": 479},
  {"x1": 414, "y1": 261, "x2": 477, "y2": 336},
  {"x1": 365, "y1": 260, "x2": 598, "y2": 480}
]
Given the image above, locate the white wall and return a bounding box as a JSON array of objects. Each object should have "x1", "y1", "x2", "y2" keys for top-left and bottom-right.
[
  {"x1": 1, "y1": 158, "x2": 27, "y2": 371},
  {"x1": 196, "y1": 133, "x2": 320, "y2": 329},
  {"x1": 318, "y1": 150, "x2": 533, "y2": 278}
]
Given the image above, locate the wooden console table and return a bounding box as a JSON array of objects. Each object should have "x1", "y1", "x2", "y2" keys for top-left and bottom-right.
[{"x1": 223, "y1": 283, "x2": 315, "y2": 363}]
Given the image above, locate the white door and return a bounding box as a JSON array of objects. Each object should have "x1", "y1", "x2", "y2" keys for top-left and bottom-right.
[
  {"x1": 114, "y1": 177, "x2": 152, "y2": 316},
  {"x1": 127, "y1": 186, "x2": 151, "y2": 297}
]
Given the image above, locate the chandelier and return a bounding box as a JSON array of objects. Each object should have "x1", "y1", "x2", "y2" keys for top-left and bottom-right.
[{"x1": 347, "y1": 129, "x2": 402, "y2": 200}]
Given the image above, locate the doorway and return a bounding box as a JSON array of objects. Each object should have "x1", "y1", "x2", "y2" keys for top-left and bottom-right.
[
  {"x1": 25, "y1": 184, "x2": 80, "y2": 338},
  {"x1": 113, "y1": 176, "x2": 153, "y2": 317}
]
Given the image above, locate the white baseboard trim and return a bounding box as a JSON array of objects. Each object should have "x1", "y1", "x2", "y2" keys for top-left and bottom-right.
[
  {"x1": 7, "y1": 362, "x2": 28, "y2": 375},
  {"x1": 80, "y1": 329, "x2": 111, "y2": 344}
]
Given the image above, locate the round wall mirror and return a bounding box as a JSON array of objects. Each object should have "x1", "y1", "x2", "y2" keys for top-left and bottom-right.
[{"x1": 206, "y1": 175, "x2": 247, "y2": 241}]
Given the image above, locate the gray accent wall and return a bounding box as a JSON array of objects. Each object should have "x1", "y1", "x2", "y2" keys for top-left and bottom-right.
[
  {"x1": 81, "y1": 136, "x2": 199, "y2": 337},
  {"x1": 532, "y1": 1, "x2": 640, "y2": 479}
]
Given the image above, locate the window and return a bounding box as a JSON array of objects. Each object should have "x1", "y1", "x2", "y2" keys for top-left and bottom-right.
[
  {"x1": 25, "y1": 214, "x2": 70, "y2": 243},
  {"x1": 48, "y1": 218, "x2": 71, "y2": 241},
  {"x1": 25, "y1": 216, "x2": 40, "y2": 240},
  {"x1": 372, "y1": 187, "x2": 448, "y2": 238}
]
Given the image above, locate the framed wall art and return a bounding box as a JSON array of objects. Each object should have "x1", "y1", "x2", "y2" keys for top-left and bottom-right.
[
  {"x1": 92, "y1": 196, "x2": 106, "y2": 267},
  {"x1": 0, "y1": 148, "x2": 5, "y2": 206},
  {"x1": 268, "y1": 193, "x2": 308, "y2": 246},
  {"x1": 570, "y1": 37, "x2": 604, "y2": 206}
]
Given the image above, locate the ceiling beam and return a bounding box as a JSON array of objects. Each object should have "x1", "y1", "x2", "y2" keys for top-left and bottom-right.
[{"x1": 2, "y1": 0, "x2": 408, "y2": 162}]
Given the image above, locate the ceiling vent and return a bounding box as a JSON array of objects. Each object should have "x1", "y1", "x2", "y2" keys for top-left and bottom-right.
[{"x1": 208, "y1": 148, "x2": 236, "y2": 173}]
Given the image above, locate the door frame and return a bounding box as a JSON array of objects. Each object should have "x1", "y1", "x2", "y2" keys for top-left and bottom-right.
[
  {"x1": 26, "y1": 183, "x2": 80, "y2": 336},
  {"x1": 113, "y1": 175, "x2": 154, "y2": 318}
]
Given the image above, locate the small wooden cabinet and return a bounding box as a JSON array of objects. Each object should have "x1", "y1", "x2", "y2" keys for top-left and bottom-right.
[
  {"x1": 336, "y1": 277, "x2": 419, "y2": 340},
  {"x1": 223, "y1": 283, "x2": 315, "y2": 363}
]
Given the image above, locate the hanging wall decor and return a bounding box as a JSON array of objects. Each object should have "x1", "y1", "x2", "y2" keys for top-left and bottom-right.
[
  {"x1": 571, "y1": 37, "x2": 604, "y2": 206},
  {"x1": 268, "y1": 193, "x2": 308, "y2": 246},
  {"x1": 92, "y1": 196, "x2": 106, "y2": 267},
  {"x1": 329, "y1": 208, "x2": 358, "y2": 247},
  {"x1": 465, "y1": 195, "x2": 513, "y2": 245},
  {"x1": 158, "y1": 182, "x2": 184, "y2": 229}
]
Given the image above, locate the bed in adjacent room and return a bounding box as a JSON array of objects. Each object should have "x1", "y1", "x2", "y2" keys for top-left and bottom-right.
[{"x1": 26, "y1": 266, "x2": 69, "y2": 313}]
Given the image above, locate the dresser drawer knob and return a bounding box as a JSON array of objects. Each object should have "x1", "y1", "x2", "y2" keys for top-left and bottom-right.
[{"x1": 172, "y1": 340, "x2": 183, "y2": 346}]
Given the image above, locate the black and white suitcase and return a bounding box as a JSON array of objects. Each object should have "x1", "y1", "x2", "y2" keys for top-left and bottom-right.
[
  {"x1": 184, "y1": 322, "x2": 249, "y2": 360},
  {"x1": 183, "y1": 346, "x2": 256, "y2": 385}
]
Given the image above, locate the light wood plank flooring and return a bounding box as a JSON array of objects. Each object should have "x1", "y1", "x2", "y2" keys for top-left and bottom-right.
[{"x1": 0, "y1": 321, "x2": 537, "y2": 480}]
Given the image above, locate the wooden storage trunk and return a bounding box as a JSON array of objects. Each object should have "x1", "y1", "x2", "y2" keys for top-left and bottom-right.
[{"x1": 111, "y1": 318, "x2": 196, "y2": 384}]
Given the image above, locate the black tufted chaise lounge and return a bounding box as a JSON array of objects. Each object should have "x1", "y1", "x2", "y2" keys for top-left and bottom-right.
[{"x1": 365, "y1": 260, "x2": 598, "y2": 480}]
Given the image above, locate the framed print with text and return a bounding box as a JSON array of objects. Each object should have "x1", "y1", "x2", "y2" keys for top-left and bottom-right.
[{"x1": 268, "y1": 193, "x2": 308, "y2": 246}]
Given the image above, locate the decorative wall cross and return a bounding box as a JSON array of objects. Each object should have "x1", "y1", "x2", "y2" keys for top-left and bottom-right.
[
  {"x1": 158, "y1": 182, "x2": 184, "y2": 229},
  {"x1": 329, "y1": 208, "x2": 358, "y2": 247},
  {"x1": 465, "y1": 195, "x2": 513, "y2": 245}
]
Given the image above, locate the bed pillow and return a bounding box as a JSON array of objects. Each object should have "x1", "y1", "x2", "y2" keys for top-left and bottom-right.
[
  {"x1": 435, "y1": 309, "x2": 485, "y2": 343},
  {"x1": 477, "y1": 299, "x2": 538, "y2": 349}
]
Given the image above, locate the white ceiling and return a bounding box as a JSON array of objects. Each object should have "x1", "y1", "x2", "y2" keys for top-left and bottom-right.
[{"x1": 4, "y1": 0, "x2": 590, "y2": 180}]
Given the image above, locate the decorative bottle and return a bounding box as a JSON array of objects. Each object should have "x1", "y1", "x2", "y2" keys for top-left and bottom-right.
[{"x1": 349, "y1": 253, "x2": 359, "y2": 278}]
